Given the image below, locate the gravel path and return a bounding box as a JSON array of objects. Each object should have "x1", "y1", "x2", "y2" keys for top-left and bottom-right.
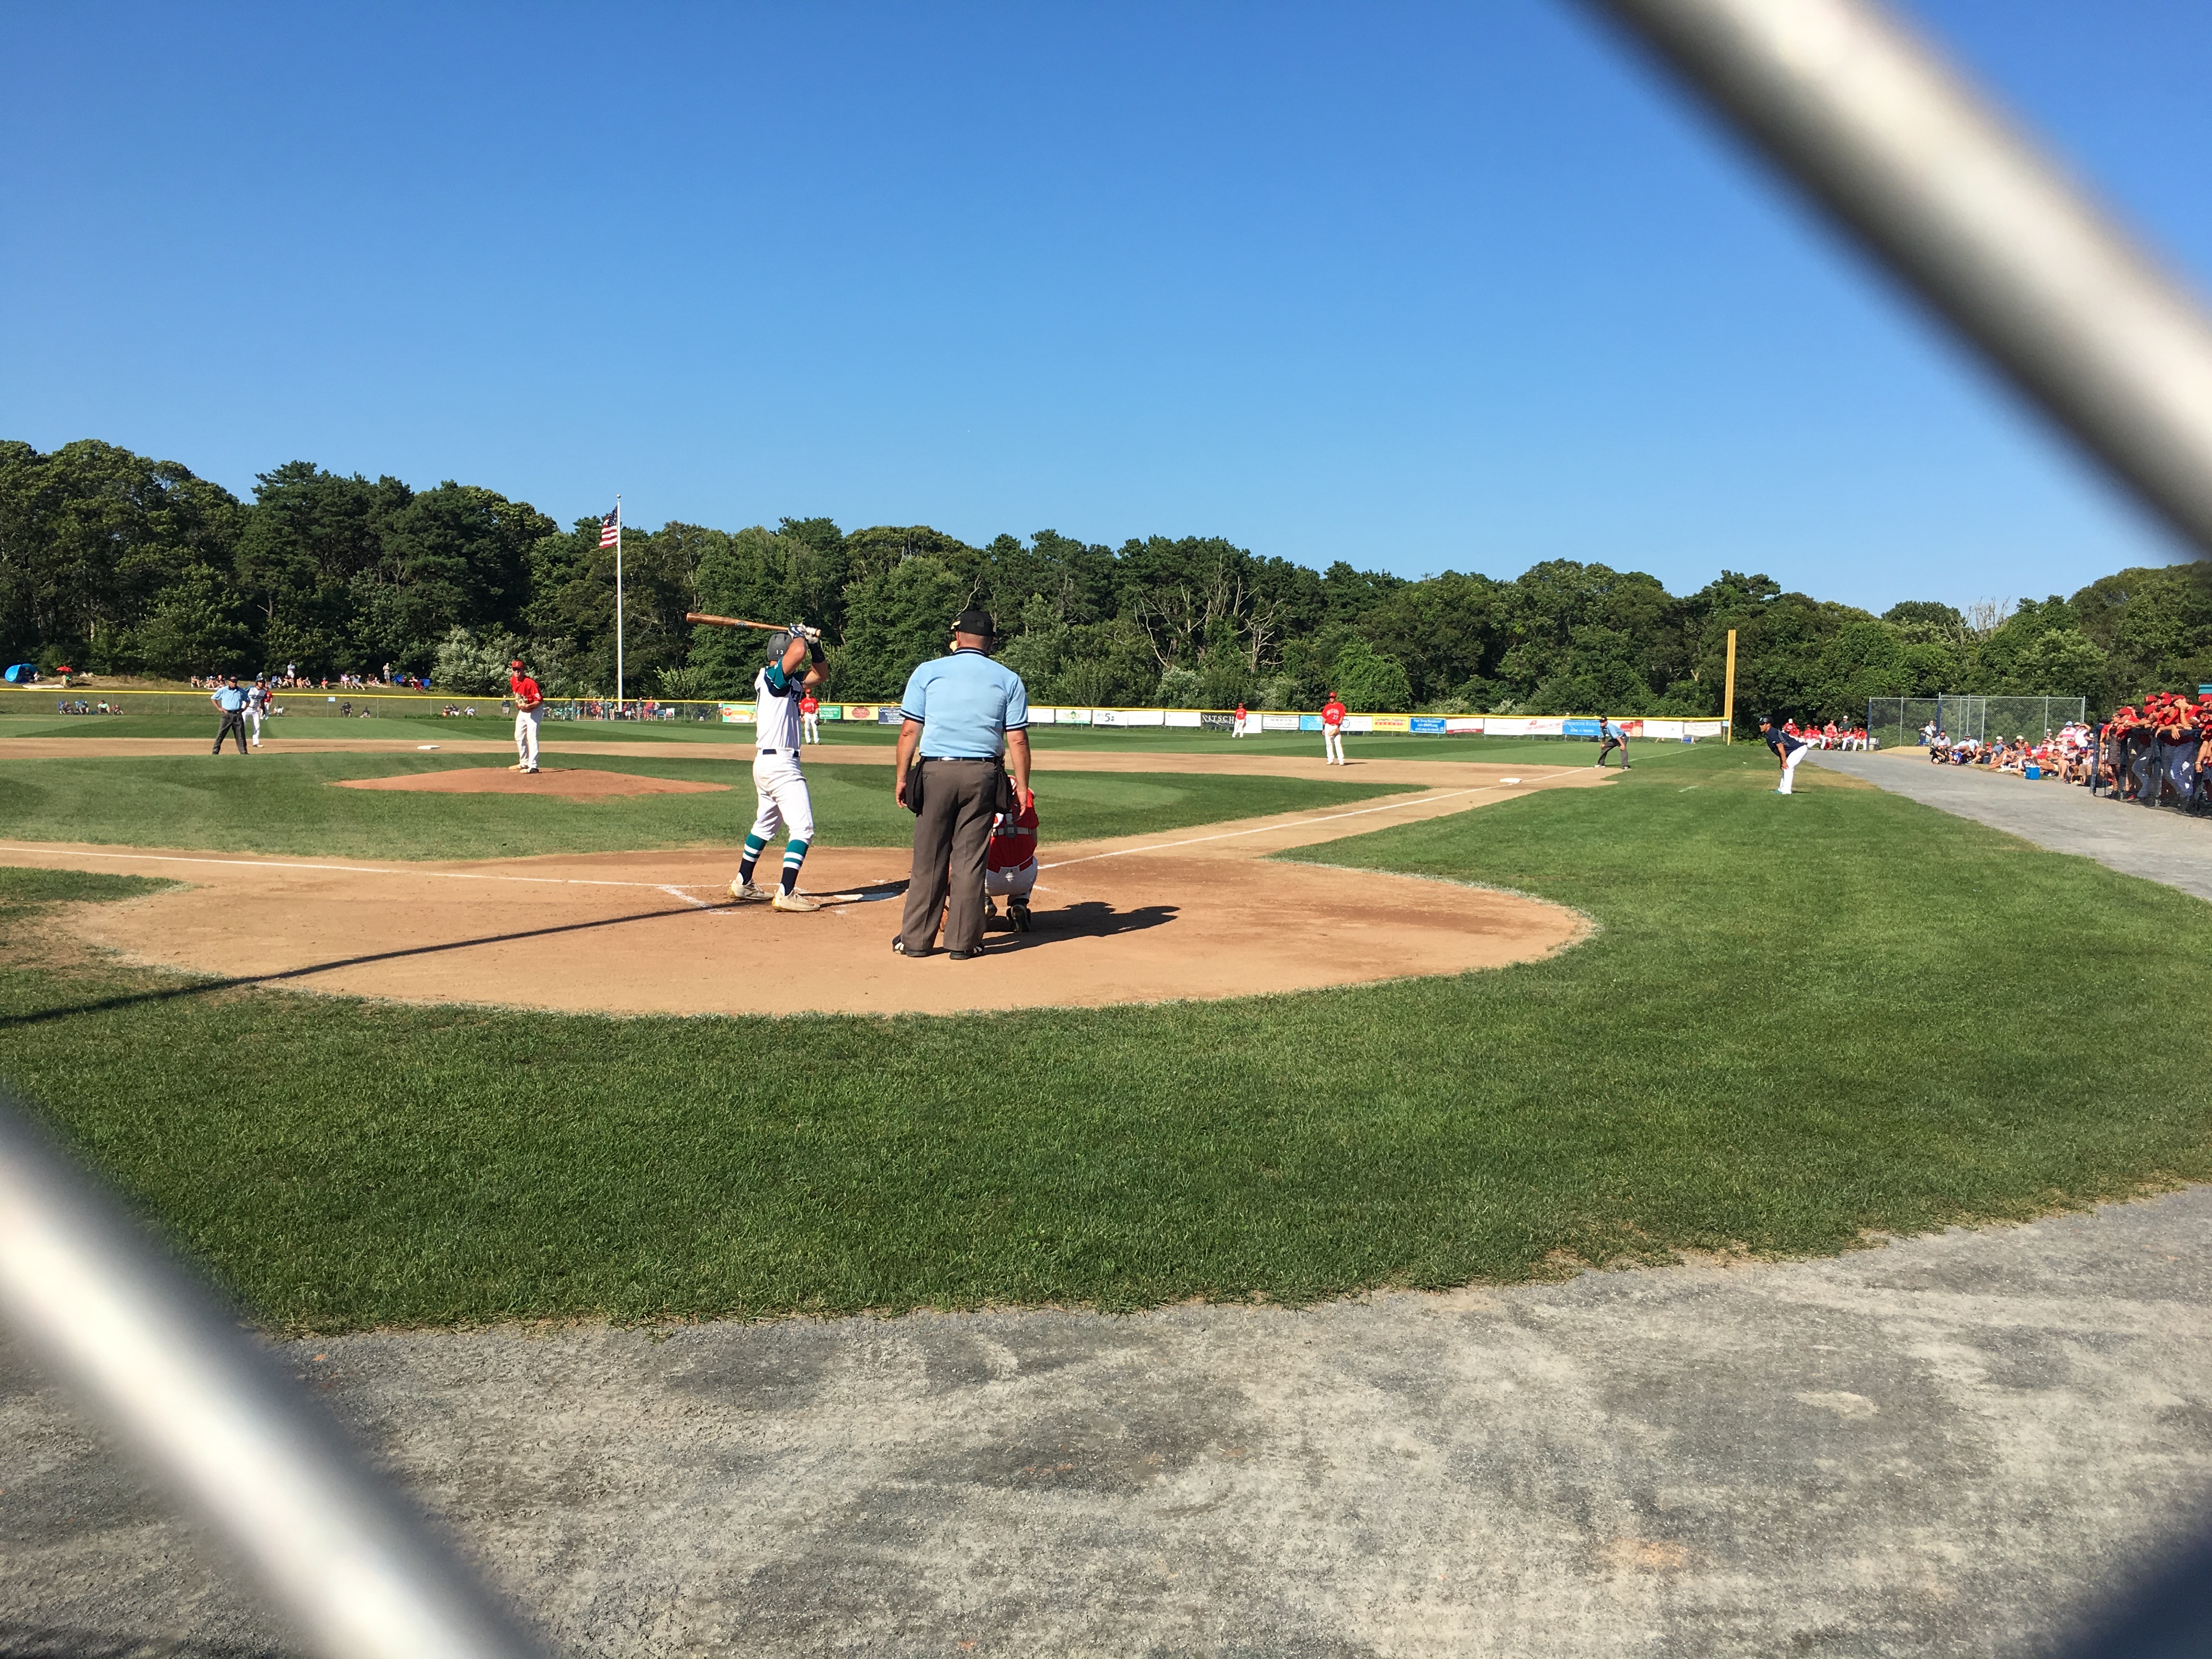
[
  {"x1": 1812, "y1": 749, "x2": 2212, "y2": 902},
  {"x1": 7, "y1": 1189, "x2": 2212, "y2": 1657}
]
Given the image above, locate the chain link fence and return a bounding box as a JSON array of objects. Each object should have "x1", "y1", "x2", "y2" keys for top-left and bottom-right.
[{"x1": 1867, "y1": 695, "x2": 2086, "y2": 749}]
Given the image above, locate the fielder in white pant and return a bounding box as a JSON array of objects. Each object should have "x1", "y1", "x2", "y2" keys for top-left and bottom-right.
[
  {"x1": 246, "y1": 677, "x2": 269, "y2": 746},
  {"x1": 731, "y1": 627, "x2": 827, "y2": 913},
  {"x1": 1760, "y1": 715, "x2": 1808, "y2": 793},
  {"x1": 507, "y1": 659, "x2": 544, "y2": 772},
  {"x1": 1321, "y1": 695, "x2": 1347, "y2": 765}
]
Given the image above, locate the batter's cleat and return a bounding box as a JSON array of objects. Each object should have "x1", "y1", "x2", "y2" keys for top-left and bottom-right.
[
  {"x1": 1007, "y1": 902, "x2": 1031, "y2": 932},
  {"x1": 771, "y1": 890, "x2": 821, "y2": 912},
  {"x1": 729, "y1": 879, "x2": 771, "y2": 903}
]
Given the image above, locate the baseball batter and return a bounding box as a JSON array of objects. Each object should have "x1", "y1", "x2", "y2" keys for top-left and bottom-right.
[
  {"x1": 984, "y1": 793, "x2": 1039, "y2": 931},
  {"x1": 731, "y1": 627, "x2": 826, "y2": 912},
  {"x1": 1321, "y1": 693, "x2": 1347, "y2": 764},
  {"x1": 507, "y1": 659, "x2": 543, "y2": 773}
]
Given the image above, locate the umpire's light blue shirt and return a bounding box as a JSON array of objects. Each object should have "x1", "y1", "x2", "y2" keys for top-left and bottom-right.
[
  {"x1": 213, "y1": 685, "x2": 247, "y2": 712},
  {"x1": 899, "y1": 648, "x2": 1029, "y2": 759}
]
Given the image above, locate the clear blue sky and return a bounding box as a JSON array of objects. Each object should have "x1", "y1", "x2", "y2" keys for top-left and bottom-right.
[{"x1": 5, "y1": 1, "x2": 2207, "y2": 612}]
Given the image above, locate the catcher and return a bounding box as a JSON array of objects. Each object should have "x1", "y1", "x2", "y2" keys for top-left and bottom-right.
[
  {"x1": 730, "y1": 624, "x2": 826, "y2": 911},
  {"x1": 984, "y1": 790, "x2": 1039, "y2": 931}
]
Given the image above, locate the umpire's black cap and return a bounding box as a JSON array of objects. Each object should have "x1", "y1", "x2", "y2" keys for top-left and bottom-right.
[{"x1": 952, "y1": 607, "x2": 996, "y2": 639}]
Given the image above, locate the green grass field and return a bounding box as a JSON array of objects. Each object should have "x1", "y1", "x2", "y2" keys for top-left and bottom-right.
[
  {"x1": 0, "y1": 751, "x2": 1405, "y2": 859},
  {"x1": 0, "y1": 707, "x2": 1686, "y2": 765},
  {"x1": 3, "y1": 741, "x2": 2207, "y2": 1334}
]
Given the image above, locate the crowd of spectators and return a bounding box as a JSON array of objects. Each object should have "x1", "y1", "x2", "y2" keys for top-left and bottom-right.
[
  {"x1": 188, "y1": 666, "x2": 432, "y2": 691},
  {"x1": 1915, "y1": 694, "x2": 2212, "y2": 809}
]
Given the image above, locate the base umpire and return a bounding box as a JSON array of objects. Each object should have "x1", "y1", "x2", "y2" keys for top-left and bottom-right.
[{"x1": 891, "y1": 608, "x2": 1032, "y2": 960}]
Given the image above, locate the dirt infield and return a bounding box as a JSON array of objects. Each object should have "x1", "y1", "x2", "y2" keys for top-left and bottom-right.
[
  {"x1": 334, "y1": 766, "x2": 730, "y2": 799},
  {"x1": 4, "y1": 766, "x2": 1606, "y2": 1016}
]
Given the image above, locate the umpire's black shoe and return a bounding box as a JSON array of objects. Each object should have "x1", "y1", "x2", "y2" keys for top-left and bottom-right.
[{"x1": 948, "y1": 946, "x2": 984, "y2": 961}]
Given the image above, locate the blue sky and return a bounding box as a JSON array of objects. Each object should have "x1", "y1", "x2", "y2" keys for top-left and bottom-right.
[{"x1": 4, "y1": 1, "x2": 2207, "y2": 611}]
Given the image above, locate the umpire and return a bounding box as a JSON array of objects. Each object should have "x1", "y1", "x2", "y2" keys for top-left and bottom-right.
[
  {"x1": 891, "y1": 608, "x2": 1032, "y2": 960},
  {"x1": 210, "y1": 675, "x2": 251, "y2": 756}
]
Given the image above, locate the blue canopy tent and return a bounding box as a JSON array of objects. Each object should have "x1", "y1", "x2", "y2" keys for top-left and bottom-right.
[{"x1": 3, "y1": 664, "x2": 36, "y2": 684}]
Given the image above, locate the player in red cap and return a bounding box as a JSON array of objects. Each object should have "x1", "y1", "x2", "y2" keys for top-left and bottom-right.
[
  {"x1": 508, "y1": 658, "x2": 543, "y2": 774},
  {"x1": 1321, "y1": 692, "x2": 1347, "y2": 764}
]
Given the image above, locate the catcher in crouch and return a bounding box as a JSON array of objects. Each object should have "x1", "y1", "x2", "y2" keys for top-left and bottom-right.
[
  {"x1": 730, "y1": 625, "x2": 827, "y2": 912},
  {"x1": 984, "y1": 790, "x2": 1039, "y2": 931}
]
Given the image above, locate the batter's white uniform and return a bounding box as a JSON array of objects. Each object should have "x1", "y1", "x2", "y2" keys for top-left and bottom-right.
[
  {"x1": 246, "y1": 684, "x2": 267, "y2": 745},
  {"x1": 748, "y1": 661, "x2": 816, "y2": 879}
]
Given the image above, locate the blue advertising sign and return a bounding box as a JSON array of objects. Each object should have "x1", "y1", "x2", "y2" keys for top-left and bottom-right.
[
  {"x1": 1409, "y1": 716, "x2": 1447, "y2": 734},
  {"x1": 1562, "y1": 718, "x2": 1602, "y2": 737}
]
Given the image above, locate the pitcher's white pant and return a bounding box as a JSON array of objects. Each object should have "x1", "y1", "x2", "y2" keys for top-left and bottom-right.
[
  {"x1": 749, "y1": 753, "x2": 815, "y2": 845},
  {"x1": 1233, "y1": 716, "x2": 1248, "y2": 737},
  {"x1": 986, "y1": 857, "x2": 1037, "y2": 901},
  {"x1": 1323, "y1": 727, "x2": 1345, "y2": 764},
  {"x1": 515, "y1": 707, "x2": 541, "y2": 769},
  {"x1": 802, "y1": 713, "x2": 820, "y2": 743},
  {"x1": 1776, "y1": 744, "x2": 1808, "y2": 793}
]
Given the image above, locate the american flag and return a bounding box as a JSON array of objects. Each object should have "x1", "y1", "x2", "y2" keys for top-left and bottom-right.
[{"x1": 599, "y1": 507, "x2": 620, "y2": 549}]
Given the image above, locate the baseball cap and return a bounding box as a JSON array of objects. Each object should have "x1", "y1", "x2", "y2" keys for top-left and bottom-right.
[
  {"x1": 510, "y1": 659, "x2": 525, "y2": 669},
  {"x1": 952, "y1": 607, "x2": 996, "y2": 638}
]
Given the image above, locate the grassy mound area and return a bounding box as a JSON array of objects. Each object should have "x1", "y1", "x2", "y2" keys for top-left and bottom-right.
[
  {"x1": 0, "y1": 753, "x2": 1406, "y2": 860},
  {"x1": 3, "y1": 743, "x2": 2206, "y2": 1333}
]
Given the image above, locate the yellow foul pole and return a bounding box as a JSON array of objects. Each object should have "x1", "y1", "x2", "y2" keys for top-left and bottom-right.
[{"x1": 1722, "y1": 629, "x2": 1738, "y2": 744}]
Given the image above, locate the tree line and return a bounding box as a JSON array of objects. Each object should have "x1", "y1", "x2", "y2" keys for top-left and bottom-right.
[{"x1": 4, "y1": 438, "x2": 2208, "y2": 725}]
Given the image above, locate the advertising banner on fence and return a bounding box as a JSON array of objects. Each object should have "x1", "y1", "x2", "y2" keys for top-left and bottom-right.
[
  {"x1": 1298, "y1": 714, "x2": 1321, "y2": 732},
  {"x1": 1342, "y1": 714, "x2": 1374, "y2": 734},
  {"x1": 820, "y1": 703, "x2": 844, "y2": 721},
  {"x1": 1409, "y1": 716, "x2": 1447, "y2": 734},
  {"x1": 1060, "y1": 708, "x2": 1092, "y2": 725},
  {"x1": 1562, "y1": 718, "x2": 1602, "y2": 737},
  {"x1": 840, "y1": 704, "x2": 876, "y2": 723},
  {"x1": 1165, "y1": 710, "x2": 1203, "y2": 727},
  {"x1": 718, "y1": 703, "x2": 756, "y2": 724},
  {"x1": 1261, "y1": 713, "x2": 1301, "y2": 732},
  {"x1": 877, "y1": 707, "x2": 903, "y2": 723},
  {"x1": 1094, "y1": 707, "x2": 1165, "y2": 727},
  {"x1": 1367, "y1": 714, "x2": 1412, "y2": 732},
  {"x1": 1482, "y1": 716, "x2": 1566, "y2": 737},
  {"x1": 1444, "y1": 716, "x2": 1483, "y2": 734}
]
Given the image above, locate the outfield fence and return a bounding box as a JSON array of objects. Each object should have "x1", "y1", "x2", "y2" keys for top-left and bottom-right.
[
  {"x1": 1867, "y1": 696, "x2": 2086, "y2": 750},
  {"x1": 2, "y1": 685, "x2": 1729, "y2": 740}
]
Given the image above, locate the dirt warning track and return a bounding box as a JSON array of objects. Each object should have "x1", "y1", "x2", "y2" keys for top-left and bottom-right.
[{"x1": 2, "y1": 766, "x2": 1606, "y2": 1017}]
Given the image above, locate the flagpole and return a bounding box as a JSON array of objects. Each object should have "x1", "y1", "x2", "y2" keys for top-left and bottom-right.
[{"x1": 614, "y1": 495, "x2": 623, "y2": 719}]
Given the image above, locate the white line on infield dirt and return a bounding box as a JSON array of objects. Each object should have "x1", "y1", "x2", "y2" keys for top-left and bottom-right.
[{"x1": 1035, "y1": 768, "x2": 1583, "y2": 870}]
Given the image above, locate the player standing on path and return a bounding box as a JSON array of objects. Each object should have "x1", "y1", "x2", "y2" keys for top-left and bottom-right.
[
  {"x1": 1321, "y1": 693, "x2": 1347, "y2": 765},
  {"x1": 507, "y1": 659, "x2": 543, "y2": 773},
  {"x1": 730, "y1": 626, "x2": 826, "y2": 912},
  {"x1": 210, "y1": 676, "x2": 250, "y2": 755},
  {"x1": 1595, "y1": 716, "x2": 1630, "y2": 770},
  {"x1": 1760, "y1": 715, "x2": 1807, "y2": 794},
  {"x1": 246, "y1": 676, "x2": 270, "y2": 747},
  {"x1": 800, "y1": 689, "x2": 821, "y2": 744}
]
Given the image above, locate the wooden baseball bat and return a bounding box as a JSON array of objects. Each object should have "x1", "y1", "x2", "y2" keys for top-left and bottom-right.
[{"x1": 685, "y1": 612, "x2": 786, "y2": 632}]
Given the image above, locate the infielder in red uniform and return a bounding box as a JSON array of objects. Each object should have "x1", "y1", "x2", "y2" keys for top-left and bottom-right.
[
  {"x1": 1321, "y1": 693, "x2": 1347, "y2": 765},
  {"x1": 507, "y1": 659, "x2": 543, "y2": 773},
  {"x1": 800, "y1": 690, "x2": 821, "y2": 744},
  {"x1": 984, "y1": 793, "x2": 1039, "y2": 932}
]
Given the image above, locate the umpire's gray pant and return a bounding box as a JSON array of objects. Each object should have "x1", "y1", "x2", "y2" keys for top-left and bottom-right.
[{"x1": 899, "y1": 759, "x2": 1000, "y2": 956}]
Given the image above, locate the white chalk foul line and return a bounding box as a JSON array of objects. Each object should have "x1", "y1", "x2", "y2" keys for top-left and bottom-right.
[{"x1": 1035, "y1": 769, "x2": 1584, "y2": 870}]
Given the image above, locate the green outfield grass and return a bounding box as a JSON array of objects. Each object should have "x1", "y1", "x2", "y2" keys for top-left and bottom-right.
[
  {"x1": 2, "y1": 708, "x2": 1703, "y2": 766},
  {"x1": 0, "y1": 751, "x2": 1405, "y2": 860},
  {"x1": 3, "y1": 742, "x2": 2208, "y2": 1334}
]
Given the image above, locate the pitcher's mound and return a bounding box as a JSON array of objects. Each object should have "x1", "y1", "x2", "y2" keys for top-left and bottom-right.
[{"x1": 335, "y1": 768, "x2": 729, "y2": 799}]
